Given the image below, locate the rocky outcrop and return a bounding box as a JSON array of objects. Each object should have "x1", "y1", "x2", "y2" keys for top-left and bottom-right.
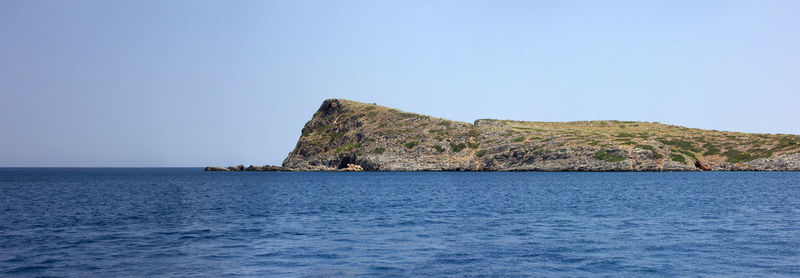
[
  {"x1": 277, "y1": 99, "x2": 800, "y2": 171},
  {"x1": 204, "y1": 165, "x2": 292, "y2": 171},
  {"x1": 713, "y1": 153, "x2": 800, "y2": 171},
  {"x1": 204, "y1": 165, "x2": 244, "y2": 171},
  {"x1": 204, "y1": 166, "x2": 233, "y2": 171},
  {"x1": 339, "y1": 163, "x2": 364, "y2": 171},
  {"x1": 245, "y1": 165, "x2": 293, "y2": 171}
]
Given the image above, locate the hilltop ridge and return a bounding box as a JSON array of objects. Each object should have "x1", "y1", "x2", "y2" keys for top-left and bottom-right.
[{"x1": 269, "y1": 99, "x2": 800, "y2": 171}]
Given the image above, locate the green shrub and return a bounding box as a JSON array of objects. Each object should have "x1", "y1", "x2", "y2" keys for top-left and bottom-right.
[
  {"x1": 723, "y1": 149, "x2": 754, "y2": 163},
  {"x1": 468, "y1": 142, "x2": 480, "y2": 149},
  {"x1": 670, "y1": 154, "x2": 686, "y2": 164},
  {"x1": 450, "y1": 142, "x2": 466, "y2": 152},
  {"x1": 366, "y1": 111, "x2": 378, "y2": 117},
  {"x1": 594, "y1": 151, "x2": 625, "y2": 162},
  {"x1": 676, "y1": 149, "x2": 697, "y2": 160},
  {"x1": 334, "y1": 142, "x2": 361, "y2": 154},
  {"x1": 617, "y1": 132, "x2": 635, "y2": 138},
  {"x1": 703, "y1": 143, "x2": 719, "y2": 155},
  {"x1": 775, "y1": 138, "x2": 798, "y2": 150},
  {"x1": 659, "y1": 139, "x2": 701, "y2": 152},
  {"x1": 373, "y1": 147, "x2": 385, "y2": 154},
  {"x1": 704, "y1": 148, "x2": 720, "y2": 155},
  {"x1": 512, "y1": 136, "x2": 526, "y2": 143},
  {"x1": 315, "y1": 124, "x2": 332, "y2": 133},
  {"x1": 467, "y1": 129, "x2": 480, "y2": 137},
  {"x1": 512, "y1": 126, "x2": 544, "y2": 132},
  {"x1": 397, "y1": 112, "x2": 416, "y2": 118},
  {"x1": 756, "y1": 138, "x2": 799, "y2": 157},
  {"x1": 476, "y1": 149, "x2": 488, "y2": 157},
  {"x1": 404, "y1": 141, "x2": 418, "y2": 149},
  {"x1": 428, "y1": 129, "x2": 445, "y2": 134},
  {"x1": 328, "y1": 132, "x2": 345, "y2": 143},
  {"x1": 433, "y1": 145, "x2": 445, "y2": 153}
]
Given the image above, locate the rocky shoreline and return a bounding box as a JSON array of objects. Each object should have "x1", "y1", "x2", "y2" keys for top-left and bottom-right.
[
  {"x1": 204, "y1": 163, "x2": 368, "y2": 172},
  {"x1": 208, "y1": 99, "x2": 800, "y2": 172},
  {"x1": 206, "y1": 156, "x2": 800, "y2": 172},
  {"x1": 204, "y1": 165, "x2": 294, "y2": 172}
]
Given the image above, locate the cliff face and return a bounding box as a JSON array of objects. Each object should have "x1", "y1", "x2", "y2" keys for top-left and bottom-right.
[{"x1": 282, "y1": 99, "x2": 800, "y2": 171}]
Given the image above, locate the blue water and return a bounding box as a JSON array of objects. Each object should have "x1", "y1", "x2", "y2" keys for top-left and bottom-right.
[{"x1": 1, "y1": 169, "x2": 799, "y2": 277}]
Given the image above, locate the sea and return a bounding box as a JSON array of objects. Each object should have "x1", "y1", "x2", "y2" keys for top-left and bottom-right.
[{"x1": 1, "y1": 168, "x2": 799, "y2": 277}]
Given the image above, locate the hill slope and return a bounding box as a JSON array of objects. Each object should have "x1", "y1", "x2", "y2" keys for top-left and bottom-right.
[{"x1": 282, "y1": 99, "x2": 800, "y2": 171}]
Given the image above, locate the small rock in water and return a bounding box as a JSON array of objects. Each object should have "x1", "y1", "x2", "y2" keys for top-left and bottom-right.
[{"x1": 245, "y1": 165, "x2": 293, "y2": 171}]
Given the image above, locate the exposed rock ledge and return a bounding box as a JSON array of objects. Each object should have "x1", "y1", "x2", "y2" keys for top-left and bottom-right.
[{"x1": 204, "y1": 165, "x2": 293, "y2": 171}]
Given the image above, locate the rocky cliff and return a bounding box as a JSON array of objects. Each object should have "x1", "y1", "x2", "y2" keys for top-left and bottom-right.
[{"x1": 279, "y1": 99, "x2": 800, "y2": 171}]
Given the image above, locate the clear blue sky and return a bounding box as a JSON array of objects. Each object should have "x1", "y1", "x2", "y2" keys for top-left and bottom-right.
[{"x1": 1, "y1": 0, "x2": 798, "y2": 167}]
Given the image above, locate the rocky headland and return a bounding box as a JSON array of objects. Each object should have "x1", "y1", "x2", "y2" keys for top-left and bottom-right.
[{"x1": 209, "y1": 99, "x2": 800, "y2": 172}]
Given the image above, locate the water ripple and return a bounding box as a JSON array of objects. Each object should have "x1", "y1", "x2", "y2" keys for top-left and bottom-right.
[{"x1": 1, "y1": 169, "x2": 799, "y2": 276}]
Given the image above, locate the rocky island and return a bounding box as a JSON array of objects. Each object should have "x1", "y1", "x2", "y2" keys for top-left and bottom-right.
[{"x1": 208, "y1": 99, "x2": 800, "y2": 171}]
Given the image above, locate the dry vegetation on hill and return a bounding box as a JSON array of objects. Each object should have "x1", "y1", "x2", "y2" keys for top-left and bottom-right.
[{"x1": 280, "y1": 99, "x2": 800, "y2": 171}]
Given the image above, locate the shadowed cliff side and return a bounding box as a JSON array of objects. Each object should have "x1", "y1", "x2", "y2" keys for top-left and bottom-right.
[{"x1": 280, "y1": 99, "x2": 800, "y2": 171}]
